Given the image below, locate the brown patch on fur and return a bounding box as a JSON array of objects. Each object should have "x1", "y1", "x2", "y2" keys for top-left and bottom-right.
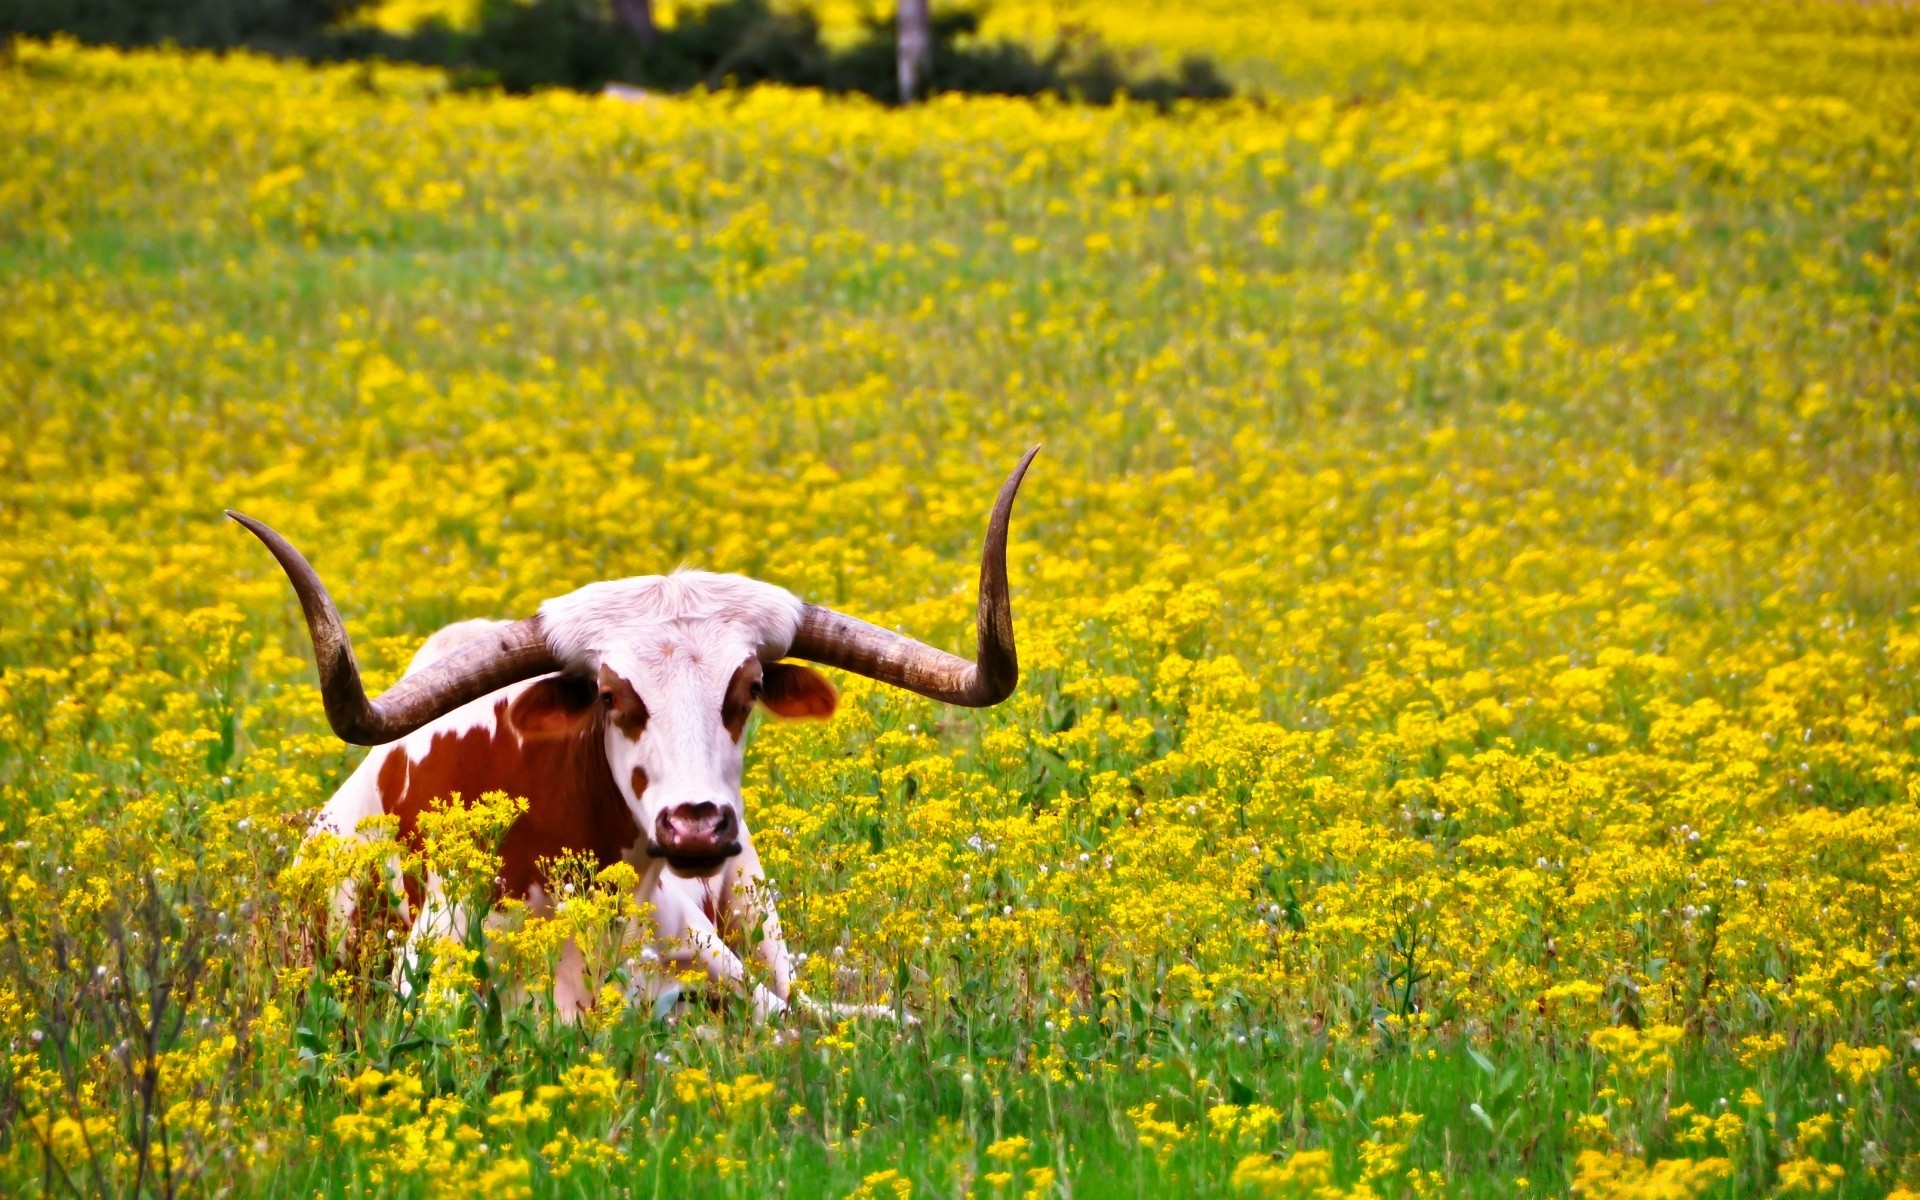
[
  {"x1": 630, "y1": 766, "x2": 648, "y2": 801},
  {"x1": 721, "y1": 658, "x2": 762, "y2": 743},
  {"x1": 597, "y1": 665, "x2": 649, "y2": 738},
  {"x1": 373, "y1": 675, "x2": 640, "y2": 900},
  {"x1": 376, "y1": 748, "x2": 409, "y2": 811}
]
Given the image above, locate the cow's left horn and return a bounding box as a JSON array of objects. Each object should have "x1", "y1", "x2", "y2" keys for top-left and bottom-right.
[
  {"x1": 786, "y1": 445, "x2": 1038, "y2": 708},
  {"x1": 227, "y1": 511, "x2": 562, "y2": 745}
]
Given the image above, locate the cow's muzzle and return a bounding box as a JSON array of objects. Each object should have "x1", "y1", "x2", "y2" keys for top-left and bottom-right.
[{"x1": 650, "y1": 803, "x2": 741, "y2": 871}]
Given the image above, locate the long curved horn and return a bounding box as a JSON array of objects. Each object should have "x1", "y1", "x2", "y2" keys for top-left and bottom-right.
[
  {"x1": 786, "y1": 445, "x2": 1038, "y2": 707},
  {"x1": 227, "y1": 511, "x2": 562, "y2": 745}
]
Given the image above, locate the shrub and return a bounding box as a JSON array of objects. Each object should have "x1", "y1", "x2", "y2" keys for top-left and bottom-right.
[
  {"x1": 815, "y1": 9, "x2": 1232, "y2": 105},
  {"x1": 0, "y1": 0, "x2": 370, "y2": 54},
  {"x1": 2, "y1": 0, "x2": 1234, "y2": 106}
]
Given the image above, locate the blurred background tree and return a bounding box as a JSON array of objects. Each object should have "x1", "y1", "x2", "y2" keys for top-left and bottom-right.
[
  {"x1": 610, "y1": 0, "x2": 651, "y2": 45},
  {"x1": 896, "y1": 0, "x2": 928, "y2": 101}
]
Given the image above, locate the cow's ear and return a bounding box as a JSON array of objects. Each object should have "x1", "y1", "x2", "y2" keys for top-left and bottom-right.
[{"x1": 760, "y1": 662, "x2": 838, "y2": 719}]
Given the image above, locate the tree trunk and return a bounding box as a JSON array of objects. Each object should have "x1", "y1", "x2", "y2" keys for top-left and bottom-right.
[
  {"x1": 611, "y1": 0, "x2": 656, "y2": 50},
  {"x1": 897, "y1": 0, "x2": 931, "y2": 103}
]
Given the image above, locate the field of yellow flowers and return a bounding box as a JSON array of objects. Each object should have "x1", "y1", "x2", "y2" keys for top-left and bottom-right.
[
  {"x1": 365, "y1": 0, "x2": 1920, "y2": 117},
  {"x1": 977, "y1": 0, "x2": 1920, "y2": 115},
  {"x1": 2, "y1": 10, "x2": 1918, "y2": 1197}
]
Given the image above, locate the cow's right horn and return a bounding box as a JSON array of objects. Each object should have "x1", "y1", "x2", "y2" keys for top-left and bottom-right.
[
  {"x1": 785, "y1": 445, "x2": 1038, "y2": 707},
  {"x1": 228, "y1": 512, "x2": 561, "y2": 746}
]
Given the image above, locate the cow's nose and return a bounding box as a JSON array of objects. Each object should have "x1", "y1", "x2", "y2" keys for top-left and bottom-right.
[{"x1": 652, "y1": 803, "x2": 740, "y2": 862}]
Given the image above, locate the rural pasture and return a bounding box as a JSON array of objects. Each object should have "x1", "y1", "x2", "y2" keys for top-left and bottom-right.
[{"x1": 1, "y1": 6, "x2": 1918, "y2": 1195}]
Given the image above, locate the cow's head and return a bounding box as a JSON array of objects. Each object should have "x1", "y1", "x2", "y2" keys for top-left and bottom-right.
[
  {"x1": 599, "y1": 651, "x2": 837, "y2": 871},
  {"x1": 559, "y1": 579, "x2": 840, "y2": 873},
  {"x1": 229, "y1": 448, "x2": 1037, "y2": 875}
]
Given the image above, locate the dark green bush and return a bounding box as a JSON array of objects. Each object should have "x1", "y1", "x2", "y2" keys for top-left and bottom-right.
[
  {"x1": 444, "y1": 0, "x2": 830, "y2": 94},
  {"x1": 1, "y1": 0, "x2": 1234, "y2": 107},
  {"x1": 815, "y1": 9, "x2": 1233, "y2": 105},
  {"x1": 0, "y1": 0, "x2": 370, "y2": 54}
]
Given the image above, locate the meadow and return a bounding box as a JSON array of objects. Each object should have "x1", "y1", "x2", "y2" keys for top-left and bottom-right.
[
  {"x1": 1, "y1": 6, "x2": 1918, "y2": 1195},
  {"x1": 971, "y1": 0, "x2": 1920, "y2": 114}
]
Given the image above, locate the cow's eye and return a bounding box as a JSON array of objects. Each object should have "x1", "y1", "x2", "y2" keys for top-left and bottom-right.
[
  {"x1": 748, "y1": 681, "x2": 764, "y2": 701},
  {"x1": 599, "y1": 690, "x2": 615, "y2": 707}
]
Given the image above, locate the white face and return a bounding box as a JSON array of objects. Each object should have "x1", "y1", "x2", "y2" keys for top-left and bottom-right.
[{"x1": 591, "y1": 621, "x2": 836, "y2": 874}]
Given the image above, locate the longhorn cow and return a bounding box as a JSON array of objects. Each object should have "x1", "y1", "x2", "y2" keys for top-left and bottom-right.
[{"x1": 233, "y1": 448, "x2": 1038, "y2": 1021}]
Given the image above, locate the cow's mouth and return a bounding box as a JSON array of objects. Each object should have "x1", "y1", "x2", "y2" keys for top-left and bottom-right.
[{"x1": 648, "y1": 841, "x2": 743, "y2": 874}]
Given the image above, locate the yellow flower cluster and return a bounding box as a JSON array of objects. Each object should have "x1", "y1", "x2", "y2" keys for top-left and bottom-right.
[
  {"x1": 1570, "y1": 1149, "x2": 1731, "y2": 1200},
  {"x1": 322, "y1": 1058, "x2": 624, "y2": 1196},
  {"x1": 1, "y1": 13, "x2": 1917, "y2": 1196},
  {"x1": 980, "y1": 0, "x2": 1920, "y2": 116}
]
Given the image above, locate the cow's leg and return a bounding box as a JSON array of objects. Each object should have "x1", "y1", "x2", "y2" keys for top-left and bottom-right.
[
  {"x1": 720, "y1": 842, "x2": 796, "y2": 1015},
  {"x1": 515, "y1": 883, "x2": 592, "y2": 1024},
  {"x1": 551, "y1": 937, "x2": 591, "y2": 1021},
  {"x1": 643, "y1": 867, "x2": 788, "y2": 1021},
  {"x1": 715, "y1": 844, "x2": 907, "y2": 1025},
  {"x1": 306, "y1": 751, "x2": 393, "y2": 934},
  {"x1": 632, "y1": 852, "x2": 907, "y2": 1025},
  {"x1": 395, "y1": 871, "x2": 467, "y2": 998}
]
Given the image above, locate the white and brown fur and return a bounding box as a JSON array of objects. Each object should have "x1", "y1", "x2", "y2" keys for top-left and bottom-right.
[{"x1": 315, "y1": 571, "x2": 881, "y2": 1023}]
